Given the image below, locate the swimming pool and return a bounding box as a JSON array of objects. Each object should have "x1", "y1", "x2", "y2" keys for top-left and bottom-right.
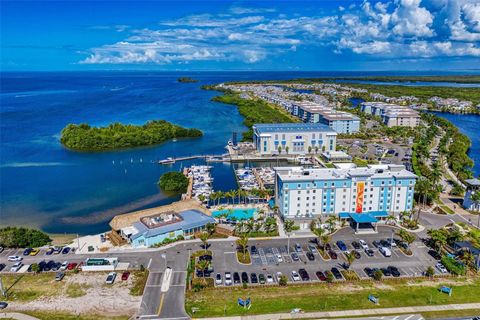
[{"x1": 211, "y1": 208, "x2": 257, "y2": 220}]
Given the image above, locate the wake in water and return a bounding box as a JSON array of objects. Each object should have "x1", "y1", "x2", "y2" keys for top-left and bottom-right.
[{"x1": 0, "y1": 162, "x2": 75, "y2": 168}]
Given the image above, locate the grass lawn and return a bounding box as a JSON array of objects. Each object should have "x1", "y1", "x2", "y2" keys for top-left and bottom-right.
[
  {"x1": 185, "y1": 278, "x2": 480, "y2": 317},
  {"x1": 23, "y1": 310, "x2": 129, "y2": 320},
  {"x1": 129, "y1": 270, "x2": 149, "y2": 296},
  {"x1": 65, "y1": 283, "x2": 90, "y2": 298},
  {"x1": 236, "y1": 251, "x2": 251, "y2": 264},
  {"x1": 3, "y1": 273, "x2": 65, "y2": 302}
]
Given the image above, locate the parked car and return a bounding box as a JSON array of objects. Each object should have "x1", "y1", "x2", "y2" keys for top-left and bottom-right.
[
  {"x1": 336, "y1": 241, "x2": 347, "y2": 251},
  {"x1": 328, "y1": 250, "x2": 337, "y2": 259},
  {"x1": 52, "y1": 262, "x2": 61, "y2": 271},
  {"x1": 10, "y1": 262, "x2": 23, "y2": 272},
  {"x1": 275, "y1": 272, "x2": 283, "y2": 282},
  {"x1": 250, "y1": 273, "x2": 258, "y2": 284},
  {"x1": 359, "y1": 239, "x2": 369, "y2": 250},
  {"x1": 436, "y1": 263, "x2": 448, "y2": 274},
  {"x1": 298, "y1": 268, "x2": 310, "y2": 281},
  {"x1": 8, "y1": 256, "x2": 22, "y2": 262},
  {"x1": 60, "y1": 261, "x2": 68, "y2": 271},
  {"x1": 266, "y1": 274, "x2": 274, "y2": 283},
  {"x1": 215, "y1": 273, "x2": 222, "y2": 285},
  {"x1": 364, "y1": 267, "x2": 374, "y2": 278},
  {"x1": 331, "y1": 267, "x2": 343, "y2": 280},
  {"x1": 233, "y1": 272, "x2": 240, "y2": 284},
  {"x1": 388, "y1": 266, "x2": 401, "y2": 277},
  {"x1": 373, "y1": 240, "x2": 382, "y2": 248},
  {"x1": 386, "y1": 238, "x2": 397, "y2": 247},
  {"x1": 0, "y1": 302, "x2": 8, "y2": 309},
  {"x1": 351, "y1": 241, "x2": 361, "y2": 250},
  {"x1": 121, "y1": 271, "x2": 130, "y2": 281},
  {"x1": 0, "y1": 264, "x2": 5, "y2": 272},
  {"x1": 325, "y1": 243, "x2": 332, "y2": 251},
  {"x1": 225, "y1": 272, "x2": 232, "y2": 286},
  {"x1": 67, "y1": 263, "x2": 77, "y2": 270},
  {"x1": 276, "y1": 253, "x2": 283, "y2": 263},
  {"x1": 241, "y1": 272, "x2": 249, "y2": 283},
  {"x1": 23, "y1": 248, "x2": 32, "y2": 256},
  {"x1": 45, "y1": 248, "x2": 54, "y2": 255},
  {"x1": 62, "y1": 247, "x2": 71, "y2": 254},
  {"x1": 291, "y1": 270, "x2": 301, "y2": 281},
  {"x1": 295, "y1": 243, "x2": 302, "y2": 252},
  {"x1": 105, "y1": 272, "x2": 116, "y2": 284},
  {"x1": 308, "y1": 243, "x2": 317, "y2": 252},
  {"x1": 316, "y1": 271, "x2": 327, "y2": 281},
  {"x1": 353, "y1": 250, "x2": 361, "y2": 259},
  {"x1": 55, "y1": 271, "x2": 65, "y2": 281},
  {"x1": 365, "y1": 248, "x2": 375, "y2": 257},
  {"x1": 53, "y1": 247, "x2": 62, "y2": 254},
  {"x1": 29, "y1": 249, "x2": 40, "y2": 256},
  {"x1": 306, "y1": 252, "x2": 315, "y2": 261},
  {"x1": 250, "y1": 246, "x2": 258, "y2": 255},
  {"x1": 379, "y1": 246, "x2": 392, "y2": 257},
  {"x1": 428, "y1": 250, "x2": 441, "y2": 260},
  {"x1": 258, "y1": 273, "x2": 266, "y2": 284},
  {"x1": 381, "y1": 268, "x2": 392, "y2": 276},
  {"x1": 291, "y1": 252, "x2": 300, "y2": 261}
]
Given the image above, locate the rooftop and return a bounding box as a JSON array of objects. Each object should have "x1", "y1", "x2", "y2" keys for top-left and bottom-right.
[{"x1": 253, "y1": 123, "x2": 336, "y2": 134}]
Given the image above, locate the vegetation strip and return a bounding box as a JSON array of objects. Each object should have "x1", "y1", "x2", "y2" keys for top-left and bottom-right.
[{"x1": 60, "y1": 120, "x2": 202, "y2": 151}]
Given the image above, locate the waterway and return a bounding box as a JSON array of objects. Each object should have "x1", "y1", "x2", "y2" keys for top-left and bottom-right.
[
  {"x1": 1, "y1": 71, "x2": 479, "y2": 234},
  {"x1": 333, "y1": 79, "x2": 480, "y2": 88}
]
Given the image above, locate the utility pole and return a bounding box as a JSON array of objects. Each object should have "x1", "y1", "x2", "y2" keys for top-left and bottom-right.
[{"x1": 0, "y1": 276, "x2": 5, "y2": 297}]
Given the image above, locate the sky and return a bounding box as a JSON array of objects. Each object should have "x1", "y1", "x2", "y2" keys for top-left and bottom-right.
[{"x1": 1, "y1": 0, "x2": 480, "y2": 71}]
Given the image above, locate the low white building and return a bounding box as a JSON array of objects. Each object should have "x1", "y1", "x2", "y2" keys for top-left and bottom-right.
[{"x1": 253, "y1": 123, "x2": 337, "y2": 155}]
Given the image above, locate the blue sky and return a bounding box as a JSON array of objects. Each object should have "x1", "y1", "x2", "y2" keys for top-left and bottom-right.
[{"x1": 1, "y1": 0, "x2": 480, "y2": 71}]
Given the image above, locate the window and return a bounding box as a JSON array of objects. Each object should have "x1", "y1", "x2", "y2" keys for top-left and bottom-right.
[
  {"x1": 306, "y1": 197, "x2": 309, "y2": 200},
  {"x1": 297, "y1": 184, "x2": 301, "y2": 188},
  {"x1": 297, "y1": 197, "x2": 300, "y2": 201}
]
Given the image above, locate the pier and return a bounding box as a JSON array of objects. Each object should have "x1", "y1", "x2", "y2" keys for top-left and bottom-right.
[{"x1": 159, "y1": 153, "x2": 230, "y2": 164}]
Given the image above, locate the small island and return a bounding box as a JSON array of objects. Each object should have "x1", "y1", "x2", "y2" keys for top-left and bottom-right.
[
  {"x1": 178, "y1": 77, "x2": 198, "y2": 83},
  {"x1": 158, "y1": 171, "x2": 189, "y2": 193},
  {"x1": 60, "y1": 120, "x2": 202, "y2": 151}
]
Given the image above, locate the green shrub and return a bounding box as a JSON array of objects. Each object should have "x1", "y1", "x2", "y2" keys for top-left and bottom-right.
[
  {"x1": 0, "y1": 227, "x2": 51, "y2": 248},
  {"x1": 441, "y1": 255, "x2": 466, "y2": 275},
  {"x1": 158, "y1": 171, "x2": 189, "y2": 193},
  {"x1": 373, "y1": 269, "x2": 383, "y2": 281},
  {"x1": 279, "y1": 275, "x2": 288, "y2": 286}
]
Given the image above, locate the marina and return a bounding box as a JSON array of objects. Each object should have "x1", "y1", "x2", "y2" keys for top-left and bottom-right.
[{"x1": 184, "y1": 165, "x2": 214, "y2": 203}]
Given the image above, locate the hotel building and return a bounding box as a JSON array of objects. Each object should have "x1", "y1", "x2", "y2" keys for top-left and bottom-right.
[
  {"x1": 275, "y1": 164, "x2": 417, "y2": 229},
  {"x1": 253, "y1": 123, "x2": 337, "y2": 155}
]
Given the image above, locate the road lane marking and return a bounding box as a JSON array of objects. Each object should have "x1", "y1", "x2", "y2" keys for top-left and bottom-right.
[
  {"x1": 157, "y1": 293, "x2": 165, "y2": 315},
  {"x1": 147, "y1": 258, "x2": 152, "y2": 269}
]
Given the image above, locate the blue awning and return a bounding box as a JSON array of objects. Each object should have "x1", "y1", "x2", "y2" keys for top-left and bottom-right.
[
  {"x1": 369, "y1": 211, "x2": 389, "y2": 217},
  {"x1": 348, "y1": 213, "x2": 378, "y2": 223},
  {"x1": 339, "y1": 212, "x2": 350, "y2": 219}
]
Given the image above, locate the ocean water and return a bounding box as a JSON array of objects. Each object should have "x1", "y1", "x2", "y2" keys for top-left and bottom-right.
[{"x1": 1, "y1": 71, "x2": 479, "y2": 234}]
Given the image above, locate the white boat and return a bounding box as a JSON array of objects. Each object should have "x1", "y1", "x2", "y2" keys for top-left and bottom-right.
[{"x1": 159, "y1": 157, "x2": 175, "y2": 164}]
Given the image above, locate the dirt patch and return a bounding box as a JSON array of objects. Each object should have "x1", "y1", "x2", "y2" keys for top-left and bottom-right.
[{"x1": 8, "y1": 272, "x2": 140, "y2": 316}]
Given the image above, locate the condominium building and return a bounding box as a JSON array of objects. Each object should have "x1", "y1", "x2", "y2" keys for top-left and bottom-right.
[
  {"x1": 253, "y1": 123, "x2": 337, "y2": 155},
  {"x1": 274, "y1": 164, "x2": 417, "y2": 229},
  {"x1": 361, "y1": 102, "x2": 420, "y2": 127},
  {"x1": 294, "y1": 101, "x2": 360, "y2": 133}
]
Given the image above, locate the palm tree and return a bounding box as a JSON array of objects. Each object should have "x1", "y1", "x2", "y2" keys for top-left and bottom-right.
[
  {"x1": 326, "y1": 216, "x2": 337, "y2": 233},
  {"x1": 344, "y1": 251, "x2": 356, "y2": 269},
  {"x1": 278, "y1": 145, "x2": 282, "y2": 154},
  {"x1": 385, "y1": 215, "x2": 396, "y2": 226},
  {"x1": 311, "y1": 227, "x2": 325, "y2": 245},
  {"x1": 427, "y1": 229, "x2": 447, "y2": 254},
  {"x1": 195, "y1": 259, "x2": 210, "y2": 283},
  {"x1": 245, "y1": 218, "x2": 255, "y2": 233},
  {"x1": 209, "y1": 192, "x2": 218, "y2": 206},
  {"x1": 285, "y1": 146, "x2": 289, "y2": 154},
  {"x1": 264, "y1": 217, "x2": 277, "y2": 234},
  {"x1": 236, "y1": 234, "x2": 249, "y2": 260},
  {"x1": 320, "y1": 234, "x2": 331, "y2": 252},
  {"x1": 459, "y1": 250, "x2": 475, "y2": 273},
  {"x1": 205, "y1": 223, "x2": 216, "y2": 236},
  {"x1": 396, "y1": 229, "x2": 416, "y2": 248},
  {"x1": 284, "y1": 220, "x2": 295, "y2": 254},
  {"x1": 198, "y1": 194, "x2": 206, "y2": 203},
  {"x1": 199, "y1": 232, "x2": 209, "y2": 251},
  {"x1": 229, "y1": 189, "x2": 237, "y2": 205}
]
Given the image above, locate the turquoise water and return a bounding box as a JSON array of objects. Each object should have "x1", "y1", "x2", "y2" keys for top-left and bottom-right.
[{"x1": 211, "y1": 208, "x2": 257, "y2": 220}]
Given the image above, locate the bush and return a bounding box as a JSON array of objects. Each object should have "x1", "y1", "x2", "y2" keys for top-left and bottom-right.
[
  {"x1": 0, "y1": 227, "x2": 51, "y2": 248},
  {"x1": 373, "y1": 269, "x2": 383, "y2": 281},
  {"x1": 279, "y1": 275, "x2": 288, "y2": 286},
  {"x1": 326, "y1": 271, "x2": 334, "y2": 283},
  {"x1": 158, "y1": 171, "x2": 189, "y2": 193},
  {"x1": 441, "y1": 255, "x2": 466, "y2": 275},
  {"x1": 426, "y1": 266, "x2": 435, "y2": 277}
]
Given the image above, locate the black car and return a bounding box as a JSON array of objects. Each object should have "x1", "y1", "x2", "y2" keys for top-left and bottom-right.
[
  {"x1": 199, "y1": 254, "x2": 212, "y2": 261},
  {"x1": 325, "y1": 243, "x2": 332, "y2": 251},
  {"x1": 250, "y1": 273, "x2": 258, "y2": 284},
  {"x1": 38, "y1": 260, "x2": 46, "y2": 271},
  {"x1": 328, "y1": 250, "x2": 337, "y2": 259},
  {"x1": 373, "y1": 240, "x2": 382, "y2": 248},
  {"x1": 428, "y1": 250, "x2": 441, "y2": 260},
  {"x1": 241, "y1": 272, "x2": 249, "y2": 283},
  {"x1": 62, "y1": 247, "x2": 71, "y2": 254},
  {"x1": 23, "y1": 248, "x2": 32, "y2": 256},
  {"x1": 380, "y1": 240, "x2": 390, "y2": 248},
  {"x1": 0, "y1": 302, "x2": 8, "y2": 310},
  {"x1": 306, "y1": 252, "x2": 315, "y2": 261},
  {"x1": 298, "y1": 268, "x2": 310, "y2": 281},
  {"x1": 381, "y1": 268, "x2": 392, "y2": 276},
  {"x1": 365, "y1": 249, "x2": 374, "y2": 257},
  {"x1": 291, "y1": 252, "x2": 300, "y2": 261},
  {"x1": 258, "y1": 273, "x2": 266, "y2": 284},
  {"x1": 233, "y1": 272, "x2": 240, "y2": 284},
  {"x1": 364, "y1": 267, "x2": 374, "y2": 278},
  {"x1": 316, "y1": 271, "x2": 327, "y2": 281},
  {"x1": 331, "y1": 267, "x2": 343, "y2": 280},
  {"x1": 0, "y1": 264, "x2": 5, "y2": 272},
  {"x1": 351, "y1": 241, "x2": 361, "y2": 250},
  {"x1": 353, "y1": 250, "x2": 361, "y2": 259},
  {"x1": 250, "y1": 246, "x2": 258, "y2": 255},
  {"x1": 388, "y1": 266, "x2": 401, "y2": 277}
]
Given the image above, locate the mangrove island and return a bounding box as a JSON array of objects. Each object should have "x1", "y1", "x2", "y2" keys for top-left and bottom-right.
[{"x1": 60, "y1": 120, "x2": 203, "y2": 151}]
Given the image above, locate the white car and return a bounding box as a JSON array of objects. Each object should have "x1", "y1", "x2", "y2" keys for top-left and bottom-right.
[
  {"x1": 359, "y1": 240, "x2": 369, "y2": 250},
  {"x1": 10, "y1": 262, "x2": 23, "y2": 272},
  {"x1": 215, "y1": 273, "x2": 222, "y2": 285},
  {"x1": 291, "y1": 270, "x2": 301, "y2": 282},
  {"x1": 276, "y1": 271, "x2": 283, "y2": 281},
  {"x1": 266, "y1": 274, "x2": 274, "y2": 284},
  {"x1": 60, "y1": 261, "x2": 68, "y2": 271},
  {"x1": 379, "y1": 246, "x2": 392, "y2": 257},
  {"x1": 386, "y1": 238, "x2": 397, "y2": 247},
  {"x1": 436, "y1": 263, "x2": 448, "y2": 274},
  {"x1": 276, "y1": 253, "x2": 283, "y2": 263},
  {"x1": 105, "y1": 272, "x2": 117, "y2": 284},
  {"x1": 8, "y1": 256, "x2": 22, "y2": 262},
  {"x1": 224, "y1": 272, "x2": 232, "y2": 286}
]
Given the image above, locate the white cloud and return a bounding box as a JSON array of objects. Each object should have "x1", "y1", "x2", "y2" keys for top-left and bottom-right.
[{"x1": 391, "y1": 0, "x2": 435, "y2": 37}]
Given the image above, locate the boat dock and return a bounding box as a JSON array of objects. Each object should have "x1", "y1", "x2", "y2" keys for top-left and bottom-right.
[{"x1": 159, "y1": 154, "x2": 230, "y2": 164}]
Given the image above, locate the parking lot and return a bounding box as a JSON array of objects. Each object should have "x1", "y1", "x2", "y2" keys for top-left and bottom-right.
[{"x1": 207, "y1": 226, "x2": 442, "y2": 287}]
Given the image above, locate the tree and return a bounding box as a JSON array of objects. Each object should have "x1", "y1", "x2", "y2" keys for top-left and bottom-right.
[
  {"x1": 199, "y1": 232, "x2": 209, "y2": 251},
  {"x1": 30, "y1": 263, "x2": 40, "y2": 274},
  {"x1": 209, "y1": 192, "x2": 218, "y2": 206},
  {"x1": 308, "y1": 146, "x2": 312, "y2": 154},
  {"x1": 311, "y1": 227, "x2": 325, "y2": 246},
  {"x1": 344, "y1": 251, "x2": 356, "y2": 269},
  {"x1": 278, "y1": 145, "x2": 282, "y2": 154},
  {"x1": 397, "y1": 229, "x2": 416, "y2": 248},
  {"x1": 320, "y1": 234, "x2": 331, "y2": 252},
  {"x1": 228, "y1": 190, "x2": 237, "y2": 205},
  {"x1": 284, "y1": 220, "x2": 295, "y2": 254},
  {"x1": 245, "y1": 218, "x2": 255, "y2": 233},
  {"x1": 471, "y1": 191, "x2": 480, "y2": 209},
  {"x1": 198, "y1": 194, "x2": 206, "y2": 203},
  {"x1": 427, "y1": 229, "x2": 448, "y2": 254},
  {"x1": 425, "y1": 266, "x2": 435, "y2": 277},
  {"x1": 236, "y1": 235, "x2": 249, "y2": 260},
  {"x1": 373, "y1": 269, "x2": 383, "y2": 281},
  {"x1": 385, "y1": 215, "x2": 396, "y2": 226},
  {"x1": 195, "y1": 259, "x2": 210, "y2": 283},
  {"x1": 279, "y1": 275, "x2": 288, "y2": 286},
  {"x1": 315, "y1": 146, "x2": 319, "y2": 154},
  {"x1": 0, "y1": 227, "x2": 51, "y2": 248},
  {"x1": 459, "y1": 250, "x2": 475, "y2": 273},
  {"x1": 326, "y1": 216, "x2": 337, "y2": 233},
  {"x1": 205, "y1": 223, "x2": 216, "y2": 236},
  {"x1": 326, "y1": 272, "x2": 334, "y2": 283},
  {"x1": 158, "y1": 171, "x2": 189, "y2": 193},
  {"x1": 285, "y1": 146, "x2": 289, "y2": 154}
]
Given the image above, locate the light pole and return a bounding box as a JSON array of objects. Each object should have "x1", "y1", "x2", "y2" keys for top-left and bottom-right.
[{"x1": 287, "y1": 232, "x2": 291, "y2": 255}]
